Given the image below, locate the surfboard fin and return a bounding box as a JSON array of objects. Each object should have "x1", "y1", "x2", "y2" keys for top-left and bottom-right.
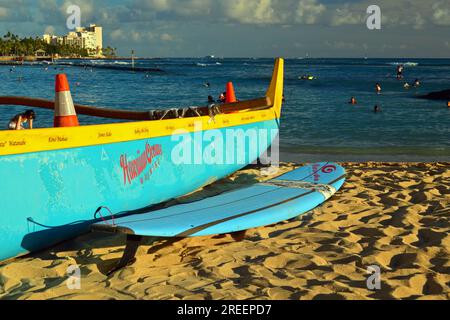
[{"x1": 106, "y1": 235, "x2": 143, "y2": 276}]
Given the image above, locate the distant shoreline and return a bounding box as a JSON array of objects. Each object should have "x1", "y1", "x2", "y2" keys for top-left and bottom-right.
[
  {"x1": 2, "y1": 56, "x2": 450, "y2": 62},
  {"x1": 0, "y1": 56, "x2": 155, "y2": 67},
  {"x1": 0, "y1": 56, "x2": 118, "y2": 63}
]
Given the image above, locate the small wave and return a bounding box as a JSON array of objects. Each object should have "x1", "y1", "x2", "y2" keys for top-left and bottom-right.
[
  {"x1": 88, "y1": 60, "x2": 107, "y2": 65},
  {"x1": 388, "y1": 62, "x2": 419, "y2": 67},
  {"x1": 85, "y1": 60, "x2": 133, "y2": 67},
  {"x1": 113, "y1": 61, "x2": 131, "y2": 65},
  {"x1": 196, "y1": 62, "x2": 221, "y2": 67}
]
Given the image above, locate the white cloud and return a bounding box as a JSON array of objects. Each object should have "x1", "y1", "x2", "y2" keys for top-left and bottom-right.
[
  {"x1": 111, "y1": 28, "x2": 164, "y2": 43},
  {"x1": 330, "y1": 6, "x2": 364, "y2": 26},
  {"x1": 130, "y1": 0, "x2": 448, "y2": 29},
  {"x1": 137, "y1": 0, "x2": 211, "y2": 16},
  {"x1": 112, "y1": 30, "x2": 143, "y2": 42},
  {"x1": 295, "y1": 0, "x2": 326, "y2": 24},
  {"x1": 146, "y1": 0, "x2": 171, "y2": 11},
  {"x1": 61, "y1": 0, "x2": 95, "y2": 21},
  {"x1": 110, "y1": 29, "x2": 124, "y2": 40},
  {"x1": 175, "y1": 0, "x2": 211, "y2": 16},
  {"x1": 44, "y1": 25, "x2": 56, "y2": 34},
  {"x1": 131, "y1": 30, "x2": 141, "y2": 42},
  {"x1": 432, "y1": 1, "x2": 450, "y2": 26},
  {"x1": 325, "y1": 40, "x2": 358, "y2": 50},
  {"x1": 0, "y1": 0, "x2": 31, "y2": 22},
  {"x1": 325, "y1": 0, "x2": 449, "y2": 29},
  {"x1": 219, "y1": 0, "x2": 278, "y2": 24},
  {"x1": 160, "y1": 33, "x2": 174, "y2": 41},
  {"x1": 133, "y1": 0, "x2": 326, "y2": 25},
  {"x1": 0, "y1": 7, "x2": 8, "y2": 18},
  {"x1": 12, "y1": 0, "x2": 450, "y2": 32},
  {"x1": 36, "y1": 0, "x2": 96, "y2": 28},
  {"x1": 412, "y1": 13, "x2": 426, "y2": 30}
]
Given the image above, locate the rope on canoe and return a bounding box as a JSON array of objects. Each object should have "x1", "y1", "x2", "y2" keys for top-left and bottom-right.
[
  {"x1": 261, "y1": 180, "x2": 337, "y2": 200},
  {"x1": 94, "y1": 206, "x2": 116, "y2": 226},
  {"x1": 155, "y1": 106, "x2": 210, "y2": 121},
  {"x1": 207, "y1": 104, "x2": 221, "y2": 124}
]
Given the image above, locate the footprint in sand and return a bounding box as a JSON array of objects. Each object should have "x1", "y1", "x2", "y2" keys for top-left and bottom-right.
[
  {"x1": 389, "y1": 253, "x2": 418, "y2": 269},
  {"x1": 412, "y1": 229, "x2": 447, "y2": 247}
]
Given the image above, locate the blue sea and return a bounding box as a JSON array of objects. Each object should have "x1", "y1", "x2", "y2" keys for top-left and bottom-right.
[{"x1": 1, "y1": 58, "x2": 449, "y2": 162}]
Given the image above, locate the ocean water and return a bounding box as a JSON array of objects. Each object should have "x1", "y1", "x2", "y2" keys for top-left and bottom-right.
[{"x1": 1, "y1": 58, "x2": 449, "y2": 162}]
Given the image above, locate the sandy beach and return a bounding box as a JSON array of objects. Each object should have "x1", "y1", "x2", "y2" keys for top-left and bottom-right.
[{"x1": 0, "y1": 162, "x2": 448, "y2": 300}]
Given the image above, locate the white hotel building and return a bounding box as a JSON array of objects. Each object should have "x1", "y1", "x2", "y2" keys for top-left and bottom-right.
[{"x1": 43, "y1": 24, "x2": 103, "y2": 57}]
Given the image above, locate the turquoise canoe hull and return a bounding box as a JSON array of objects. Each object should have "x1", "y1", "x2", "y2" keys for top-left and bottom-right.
[{"x1": 0, "y1": 120, "x2": 278, "y2": 261}]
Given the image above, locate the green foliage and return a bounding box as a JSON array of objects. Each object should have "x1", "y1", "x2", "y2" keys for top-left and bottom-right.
[
  {"x1": 0, "y1": 32, "x2": 90, "y2": 57},
  {"x1": 102, "y1": 46, "x2": 117, "y2": 58}
]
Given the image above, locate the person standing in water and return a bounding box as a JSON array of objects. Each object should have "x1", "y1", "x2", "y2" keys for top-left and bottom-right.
[
  {"x1": 375, "y1": 83, "x2": 382, "y2": 94},
  {"x1": 8, "y1": 110, "x2": 36, "y2": 130},
  {"x1": 396, "y1": 64, "x2": 404, "y2": 79}
]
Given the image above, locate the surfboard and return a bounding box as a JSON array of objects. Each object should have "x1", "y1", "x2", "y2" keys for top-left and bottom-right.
[{"x1": 92, "y1": 162, "x2": 346, "y2": 238}]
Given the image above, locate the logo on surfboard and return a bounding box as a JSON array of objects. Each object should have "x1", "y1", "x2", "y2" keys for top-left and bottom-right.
[
  {"x1": 312, "y1": 164, "x2": 337, "y2": 182},
  {"x1": 321, "y1": 165, "x2": 337, "y2": 173},
  {"x1": 120, "y1": 143, "x2": 162, "y2": 185}
]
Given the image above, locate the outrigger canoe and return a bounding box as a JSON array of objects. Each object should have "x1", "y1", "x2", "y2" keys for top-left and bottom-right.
[{"x1": 0, "y1": 58, "x2": 284, "y2": 262}]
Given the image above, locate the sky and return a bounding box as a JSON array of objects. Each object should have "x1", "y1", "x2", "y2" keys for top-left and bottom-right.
[{"x1": 0, "y1": 0, "x2": 449, "y2": 58}]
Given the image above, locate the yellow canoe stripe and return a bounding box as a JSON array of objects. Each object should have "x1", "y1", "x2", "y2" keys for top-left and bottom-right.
[{"x1": 0, "y1": 108, "x2": 277, "y2": 157}]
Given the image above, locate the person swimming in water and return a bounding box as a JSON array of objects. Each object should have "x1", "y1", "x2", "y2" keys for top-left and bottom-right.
[
  {"x1": 300, "y1": 75, "x2": 315, "y2": 80},
  {"x1": 404, "y1": 82, "x2": 411, "y2": 89},
  {"x1": 374, "y1": 105, "x2": 382, "y2": 113},
  {"x1": 414, "y1": 79, "x2": 420, "y2": 87},
  {"x1": 8, "y1": 110, "x2": 36, "y2": 130},
  {"x1": 349, "y1": 97, "x2": 357, "y2": 105},
  {"x1": 218, "y1": 92, "x2": 226, "y2": 103},
  {"x1": 375, "y1": 83, "x2": 382, "y2": 94}
]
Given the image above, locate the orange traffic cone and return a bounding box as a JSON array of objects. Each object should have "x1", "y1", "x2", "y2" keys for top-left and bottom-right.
[
  {"x1": 226, "y1": 82, "x2": 237, "y2": 103},
  {"x1": 54, "y1": 74, "x2": 79, "y2": 127}
]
